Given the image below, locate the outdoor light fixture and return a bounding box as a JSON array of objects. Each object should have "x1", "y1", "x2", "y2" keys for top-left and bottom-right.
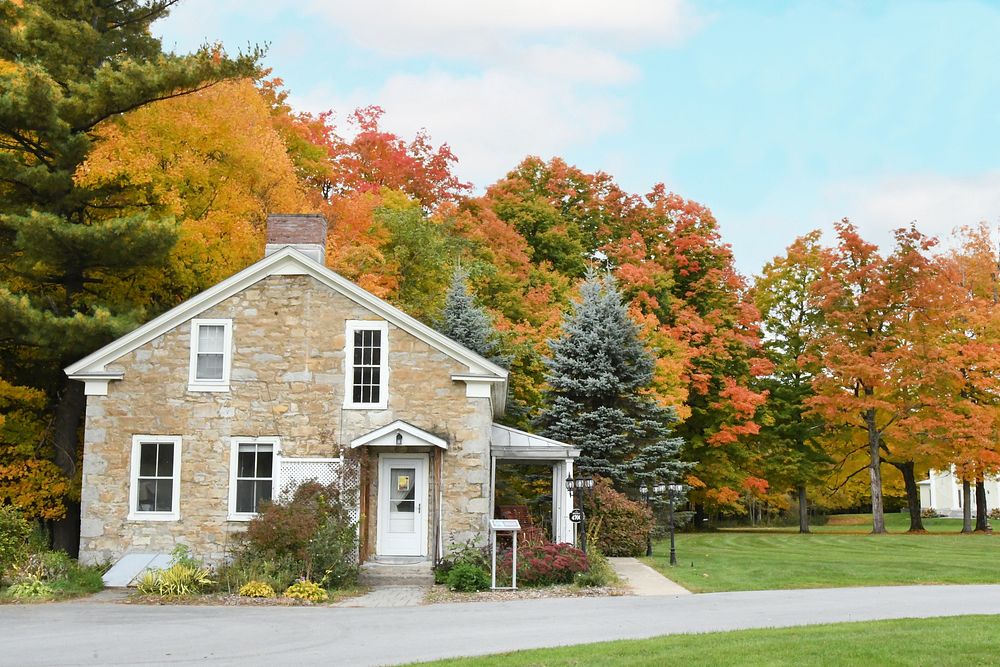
[
  {"x1": 395, "y1": 432, "x2": 403, "y2": 446},
  {"x1": 640, "y1": 482, "x2": 685, "y2": 562},
  {"x1": 565, "y1": 476, "x2": 595, "y2": 553}
]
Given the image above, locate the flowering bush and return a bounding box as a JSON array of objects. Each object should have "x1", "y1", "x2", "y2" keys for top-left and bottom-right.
[{"x1": 501, "y1": 542, "x2": 588, "y2": 587}]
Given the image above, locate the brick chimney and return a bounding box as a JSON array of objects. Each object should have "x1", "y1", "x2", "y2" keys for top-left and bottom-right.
[{"x1": 264, "y1": 214, "x2": 328, "y2": 265}]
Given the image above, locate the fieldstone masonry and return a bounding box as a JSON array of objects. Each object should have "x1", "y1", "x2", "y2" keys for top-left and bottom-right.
[{"x1": 78, "y1": 274, "x2": 492, "y2": 565}]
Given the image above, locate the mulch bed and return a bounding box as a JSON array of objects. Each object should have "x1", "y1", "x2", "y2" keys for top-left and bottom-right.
[
  {"x1": 424, "y1": 583, "x2": 628, "y2": 605},
  {"x1": 121, "y1": 588, "x2": 367, "y2": 606}
]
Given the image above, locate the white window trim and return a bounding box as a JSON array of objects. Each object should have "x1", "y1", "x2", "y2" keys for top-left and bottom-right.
[
  {"x1": 227, "y1": 436, "x2": 281, "y2": 521},
  {"x1": 127, "y1": 435, "x2": 182, "y2": 522},
  {"x1": 187, "y1": 318, "x2": 233, "y2": 392},
  {"x1": 344, "y1": 320, "x2": 389, "y2": 410}
]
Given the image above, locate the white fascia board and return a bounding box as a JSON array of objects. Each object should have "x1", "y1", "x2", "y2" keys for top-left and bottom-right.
[
  {"x1": 350, "y1": 419, "x2": 449, "y2": 449},
  {"x1": 64, "y1": 248, "x2": 509, "y2": 385},
  {"x1": 491, "y1": 423, "x2": 578, "y2": 451}
]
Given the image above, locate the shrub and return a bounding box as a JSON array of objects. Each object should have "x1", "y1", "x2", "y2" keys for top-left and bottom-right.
[
  {"x1": 583, "y1": 477, "x2": 653, "y2": 557},
  {"x1": 435, "y1": 538, "x2": 489, "y2": 584},
  {"x1": 8, "y1": 576, "x2": 54, "y2": 600},
  {"x1": 216, "y1": 552, "x2": 301, "y2": 594},
  {"x1": 503, "y1": 542, "x2": 588, "y2": 587},
  {"x1": 135, "y1": 547, "x2": 213, "y2": 596},
  {"x1": 921, "y1": 508, "x2": 942, "y2": 519},
  {"x1": 575, "y1": 550, "x2": 618, "y2": 588},
  {"x1": 989, "y1": 508, "x2": 1000, "y2": 520},
  {"x1": 0, "y1": 505, "x2": 31, "y2": 580},
  {"x1": 284, "y1": 579, "x2": 328, "y2": 602},
  {"x1": 243, "y1": 480, "x2": 358, "y2": 588},
  {"x1": 238, "y1": 580, "x2": 276, "y2": 598},
  {"x1": 446, "y1": 562, "x2": 490, "y2": 592}
]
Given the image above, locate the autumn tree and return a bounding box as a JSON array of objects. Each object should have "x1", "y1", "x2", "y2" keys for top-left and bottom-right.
[
  {"x1": 808, "y1": 221, "x2": 944, "y2": 533},
  {"x1": 0, "y1": 0, "x2": 258, "y2": 551},
  {"x1": 752, "y1": 232, "x2": 830, "y2": 532},
  {"x1": 536, "y1": 272, "x2": 688, "y2": 487}
]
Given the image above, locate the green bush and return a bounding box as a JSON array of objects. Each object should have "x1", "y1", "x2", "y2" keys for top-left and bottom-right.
[
  {"x1": 238, "y1": 580, "x2": 276, "y2": 598},
  {"x1": 446, "y1": 562, "x2": 490, "y2": 592},
  {"x1": 584, "y1": 477, "x2": 653, "y2": 557},
  {"x1": 575, "y1": 550, "x2": 618, "y2": 588},
  {"x1": 216, "y1": 552, "x2": 301, "y2": 594},
  {"x1": 284, "y1": 579, "x2": 328, "y2": 602},
  {"x1": 243, "y1": 480, "x2": 358, "y2": 589},
  {"x1": 0, "y1": 505, "x2": 31, "y2": 581},
  {"x1": 435, "y1": 538, "x2": 489, "y2": 584},
  {"x1": 8, "y1": 576, "x2": 54, "y2": 600},
  {"x1": 135, "y1": 547, "x2": 213, "y2": 596}
]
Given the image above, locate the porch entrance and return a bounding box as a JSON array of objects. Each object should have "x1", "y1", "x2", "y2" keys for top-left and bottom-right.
[{"x1": 377, "y1": 454, "x2": 428, "y2": 557}]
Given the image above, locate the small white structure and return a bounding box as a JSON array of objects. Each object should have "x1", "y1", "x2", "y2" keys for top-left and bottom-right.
[{"x1": 918, "y1": 468, "x2": 1000, "y2": 517}]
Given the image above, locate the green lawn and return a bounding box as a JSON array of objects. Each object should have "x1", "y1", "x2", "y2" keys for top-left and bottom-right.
[
  {"x1": 411, "y1": 615, "x2": 1000, "y2": 666},
  {"x1": 646, "y1": 514, "x2": 1000, "y2": 593}
]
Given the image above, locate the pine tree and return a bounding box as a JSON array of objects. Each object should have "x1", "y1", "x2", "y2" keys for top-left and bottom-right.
[
  {"x1": 0, "y1": 1, "x2": 259, "y2": 551},
  {"x1": 437, "y1": 267, "x2": 508, "y2": 366},
  {"x1": 536, "y1": 272, "x2": 689, "y2": 486}
]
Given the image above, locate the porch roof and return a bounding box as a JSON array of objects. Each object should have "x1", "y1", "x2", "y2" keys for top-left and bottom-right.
[{"x1": 490, "y1": 423, "x2": 581, "y2": 461}]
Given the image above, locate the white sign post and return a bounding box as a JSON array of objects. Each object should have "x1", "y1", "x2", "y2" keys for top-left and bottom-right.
[{"x1": 489, "y1": 518, "x2": 521, "y2": 590}]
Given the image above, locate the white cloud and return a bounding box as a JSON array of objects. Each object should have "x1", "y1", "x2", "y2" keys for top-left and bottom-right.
[
  {"x1": 290, "y1": 69, "x2": 626, "y2": 188},
  {"x1": 826, "y1": 171, "x2": 1000, "y2": 243}
]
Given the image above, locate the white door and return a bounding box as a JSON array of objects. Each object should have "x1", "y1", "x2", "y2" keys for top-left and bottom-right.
[{"x1": 377, "y1": 455, "x2": 428, "y2": 557}]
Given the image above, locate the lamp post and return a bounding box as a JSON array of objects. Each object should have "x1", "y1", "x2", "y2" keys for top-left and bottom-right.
[
  {"x1": 565, "y1": 475, "x2": 594, "y2": 554},
  {"x1": 666, "y1": 483, "x2": 683, "y2": 566},
  {"x1": 638, "y1": 483, "x2": 666, "y2": 557}
]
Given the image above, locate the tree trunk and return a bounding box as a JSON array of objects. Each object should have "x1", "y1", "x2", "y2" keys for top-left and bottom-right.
[
  {"x1": 975, "y1": 479, "x2": 990, "y2": 532},
  {"x1": 864, "y1": 408, "x2": 886, "y2": 533},
  {"x1": 887, "y1": 460, "x2": 924, "y2": 532},
  {"x1": 51, "y1": 379, "x2": 85, "y2": 555},
  {"x1": 694, "y1": 502, "x2": 706, "y2": 530},
  {"x1": 797, "y1": 485, "x2": 810, "y2": 534},
  {"x1": 962, "y1": 480, "x2": 973, "y2": 533}
]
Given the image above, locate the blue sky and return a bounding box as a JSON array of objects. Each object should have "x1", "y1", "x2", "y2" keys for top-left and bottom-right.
[{"x1": 154, "y1": 1, "x2": 1000, "y2": 276}]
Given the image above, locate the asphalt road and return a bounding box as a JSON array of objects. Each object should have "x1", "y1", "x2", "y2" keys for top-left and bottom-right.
[{"x1": 4, "y1": 585, "x2": 1000, "y2": 666}]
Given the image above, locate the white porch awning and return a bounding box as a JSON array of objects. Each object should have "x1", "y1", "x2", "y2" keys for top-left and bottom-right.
[
  {"x1": 350, "y1": 420, "x2": 449, "y2": 449},
  {"x1": 490, "y1": 423, "x2": 581, "y2": 460}
]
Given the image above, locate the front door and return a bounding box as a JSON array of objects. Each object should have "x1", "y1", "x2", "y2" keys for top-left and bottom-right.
[{"x1": 377, "y1": 454, "x2": 428, "y2": 557}]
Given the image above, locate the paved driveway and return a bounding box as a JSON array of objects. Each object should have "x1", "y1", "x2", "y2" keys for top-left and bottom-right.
[{"x1": 3, "y1": 585, "x2": 1000, "y2": 666}]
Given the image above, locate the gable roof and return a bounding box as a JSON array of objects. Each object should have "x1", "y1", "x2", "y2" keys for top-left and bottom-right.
[
  {"x1": 65, "y1": 247, "x2": 508, "y2": 411},
  {"x1": 350, "y1": 420, "x2": 449, "y2": 449}
]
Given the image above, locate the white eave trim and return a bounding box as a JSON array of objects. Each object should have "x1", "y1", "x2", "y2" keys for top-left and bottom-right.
[
  {"x1": 64, "y1": 248, "x2": 509, "y2": 393},
  {"x1": 66, "y1": 372, "x2": 124, "y2": 396},
  {"x1": 350, "y1": 420, "x2": 449, "y2": 449}
]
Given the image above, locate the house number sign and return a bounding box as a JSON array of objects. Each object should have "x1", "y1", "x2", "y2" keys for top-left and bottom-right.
[{"x1": 569, "y1": 508, "x2": 584, "y2": 523}]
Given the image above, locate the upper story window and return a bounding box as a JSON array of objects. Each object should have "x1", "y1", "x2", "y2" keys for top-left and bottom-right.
[
  {"x1": 344, "y1": 320, "x2": 389, "y2": 409},
  {"x1": 228, "y1": 437, "x2": 279, "y2": 520},
  {"x1": 128, "y1": 436, "x2": 181, "y2": 521},
  {"x1": 188, "y1": 319, "x2": 232, "y2": 391}
]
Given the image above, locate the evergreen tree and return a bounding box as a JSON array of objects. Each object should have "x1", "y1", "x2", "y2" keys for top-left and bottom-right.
[
  {"x1": 536, "y1": 272, "x2": 689, "y2": 486},
  {"x1": 437, "y1": 267, "x2": 508, "y2": 367},
  {"x1": 0, "y1": 1, "x2": 259, "y2": 551}
]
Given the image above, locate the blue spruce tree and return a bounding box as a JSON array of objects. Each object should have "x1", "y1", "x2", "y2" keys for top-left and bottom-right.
[
  {"x1": 536, "y1": 271, "x2": 690, "y2": 487},
  {"x1": 437, "y1": 267, "x2": 509, "y2": 367}
]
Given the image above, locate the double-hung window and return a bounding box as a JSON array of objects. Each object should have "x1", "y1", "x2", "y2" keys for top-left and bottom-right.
[
  {"x1": 128, "y1": 436, "x2": 181, "y2": 521},
  {"x1": 228, "y1": 437, "x2": 279, "y2": 520},
  {"x1": 344, "y1": 320, "x2": 389, "y2": 409},
  {"x1": 188, "y1": 319, "x2": 232, "y2": 391}
]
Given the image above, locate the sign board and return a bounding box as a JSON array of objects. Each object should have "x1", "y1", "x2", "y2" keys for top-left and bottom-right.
[
  {"x1": 489, "y1": 519, "x2": 521, "y2": 532},
  {"x1": 569, "y1": 508, "x2": 584, "y2": 523}
]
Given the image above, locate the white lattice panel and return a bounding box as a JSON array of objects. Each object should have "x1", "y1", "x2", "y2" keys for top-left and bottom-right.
[{"x1": 279, "y1": 457, "x2": 361, "y2": 528}]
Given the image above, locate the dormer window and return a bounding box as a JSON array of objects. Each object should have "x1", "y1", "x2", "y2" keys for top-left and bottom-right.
[
  {"x1": 188, "y1": 319, "x2": 232, "y2": 391},
  {"x1": 344, "y1": 320, "x2": 388, "y2": 409}
]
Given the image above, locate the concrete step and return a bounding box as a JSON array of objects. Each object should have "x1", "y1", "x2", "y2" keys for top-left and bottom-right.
[{"x1": 360, "y1": 559, "x2": 435, "y2": 587}]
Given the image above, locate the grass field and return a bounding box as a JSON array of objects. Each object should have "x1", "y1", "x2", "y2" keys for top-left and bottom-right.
[
  {"x1": 645, "y1": 513, "x2": 1000, "y2": 593},
  {"x1": 411, "y1": 615, "x2": 1000, "y2": 666}
]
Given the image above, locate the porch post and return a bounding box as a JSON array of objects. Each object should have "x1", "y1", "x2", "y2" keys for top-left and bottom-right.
[{"x1": 551, "y1": 459, "x2": 575, "y2": 544}]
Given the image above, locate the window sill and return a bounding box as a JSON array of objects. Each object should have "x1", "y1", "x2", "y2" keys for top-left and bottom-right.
[
  {"x1": 227, "y1": 513, "x2": 258, "y2": 522},
  {"x1": 127, "y1": 512, "x2": 180, "y2": 522},
  {"x1": 343, "y1": 402, "x2": 389, "y2": 411},
  {"x1": 187, "y1": 383, "x2": 230, "y2": 393}
]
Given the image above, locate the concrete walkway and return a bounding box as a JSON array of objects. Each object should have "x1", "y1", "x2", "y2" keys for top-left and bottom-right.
[
  {"x1": 4, "y1": 584, "x2": 1000, "y2": 666},
  {"x1": 609, "y1": 557, "x2": 691, "y2": 596},
  {"x1": 334, "y1": 584, "x2": 427, "y2": 607}
]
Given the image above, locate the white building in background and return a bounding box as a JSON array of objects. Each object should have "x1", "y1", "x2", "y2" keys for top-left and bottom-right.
[{"x1": 918, "y1": 468, "x2": 1000, "y2": 517}]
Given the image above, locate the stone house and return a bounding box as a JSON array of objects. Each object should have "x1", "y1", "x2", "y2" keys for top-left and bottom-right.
[{"x1": 66, "y1": 214, "x2": 578, "y2": 570}]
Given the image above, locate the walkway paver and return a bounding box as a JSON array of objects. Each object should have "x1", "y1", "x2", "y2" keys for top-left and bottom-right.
[
  {"x1": 335, "y1": 585, "x2": 428, "y2": 608},
  {"x1": 609, "y1": 557, "x2": 691, "y2": 596}
]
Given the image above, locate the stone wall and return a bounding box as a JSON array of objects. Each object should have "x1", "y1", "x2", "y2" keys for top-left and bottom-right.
[{"x1": 78, "y1": 274, "x2": 493, "y2": 565}]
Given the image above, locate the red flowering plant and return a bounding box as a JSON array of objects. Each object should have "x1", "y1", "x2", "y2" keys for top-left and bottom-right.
[{"x1": 498, "y1": 542, "x2": 589, "y2": 587}]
